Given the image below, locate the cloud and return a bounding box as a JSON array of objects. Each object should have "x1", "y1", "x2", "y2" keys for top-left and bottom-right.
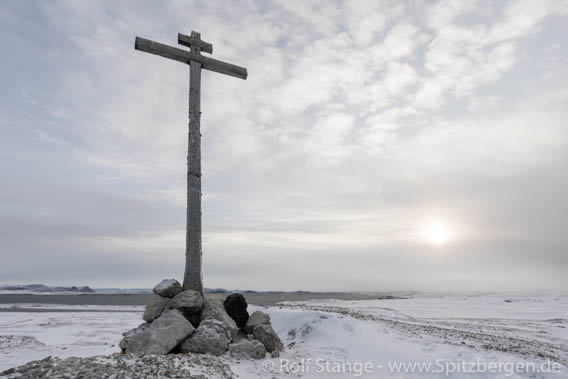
[
  {"x1": 425, "y1": 0, "x2": 478, "y2": 29},
  {"x1": 304, "y1": 112, "x2": 355, "y2": 163},
  {"x1": 1, "y1": 0, "x2": 567, "y2": 290}
]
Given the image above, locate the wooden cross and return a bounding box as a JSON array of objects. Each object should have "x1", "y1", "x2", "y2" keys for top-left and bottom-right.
[{"x1": 135, "y1": 32, "x2": 247, "y2": 294}]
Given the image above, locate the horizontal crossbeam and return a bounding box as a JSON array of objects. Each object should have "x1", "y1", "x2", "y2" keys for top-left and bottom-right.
[
  {"x1": 178, "y1": 33, "x2": 213, "y2": 54},
  {"x1": 135, "y1": 36, "x2": 247, "y2": 80}
]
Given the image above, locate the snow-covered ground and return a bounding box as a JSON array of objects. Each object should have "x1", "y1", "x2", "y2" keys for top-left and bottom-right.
[
  {"x1": 0, "y1": 305, "x2": 142, "y2": 371},
  {"x1": 1, "y1": 293, "x2": 567, "y2": 378}
]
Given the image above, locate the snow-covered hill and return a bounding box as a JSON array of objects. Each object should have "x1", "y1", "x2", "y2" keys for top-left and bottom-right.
[{"x1": 0, "y1": 284, "x2": 95, "y2": 294}]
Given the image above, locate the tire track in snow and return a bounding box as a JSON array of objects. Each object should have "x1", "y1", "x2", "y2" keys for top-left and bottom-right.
[{"x1": 278, "y1": 304, "x2": 568, "y2": 366}]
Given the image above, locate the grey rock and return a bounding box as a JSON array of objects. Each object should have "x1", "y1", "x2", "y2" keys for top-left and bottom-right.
[
  {"x1": 152, "y1": 279, "x2": 183, "y2": 298},
  {"x1": 244, "y1": 311, "x2": 270, "y2": 333},
  {"x1": 271, "y1": 350, "x2": 280, "y2": 358},
  {"x1": 169, "y1": 290, "x2": 204, "y2": 317},
  {"x1": 121, "y1": 309, "x2": 194, "y2": 355},
  {"x1": 179, "y1": 319, "x2": 231, "y2": 356},
  {"x1": 252, "y1": 324, "x2": 283, "y2": 353},
  {"x1": 201, "y1": 298, "x2": 239, "y2": 340},
  {"x1": 228, "y1": 338, "x2": 266, "y2": 359},
  {"x1": 119, "y1": 323, "x2": 150, "y2": 351},
  {"x1": 142, "y1": 295, "x2": 170, "y2": 323}
]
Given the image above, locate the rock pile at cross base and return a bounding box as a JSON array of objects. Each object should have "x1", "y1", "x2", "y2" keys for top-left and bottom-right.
[{"x1": 119, "y1": 279, "x2": 283, "y2": 360}]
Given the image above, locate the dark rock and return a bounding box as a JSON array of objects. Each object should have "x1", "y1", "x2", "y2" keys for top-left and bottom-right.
[
  {"x1": 184, "y1": 313, "x2": 201, "y2": 328},
  {"x1": 1, "y1": 368, "x2": 15, "y2": 375},
  {"x1": 223, "y1": 294, "x2": 249, "y2": 329}
]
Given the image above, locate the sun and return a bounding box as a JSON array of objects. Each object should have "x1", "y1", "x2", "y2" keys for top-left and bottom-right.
[{"x1": 423, "y1": 223, "x2": 449, "y2": 245}]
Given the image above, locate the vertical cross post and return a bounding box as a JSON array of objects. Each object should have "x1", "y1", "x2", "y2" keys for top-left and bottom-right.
[
  {"x1": 185, "y1": 31, "x2": 203, "y2": 293},
  {"x1": 134, "y1": 31, "x2": 247, "y2": 296}
]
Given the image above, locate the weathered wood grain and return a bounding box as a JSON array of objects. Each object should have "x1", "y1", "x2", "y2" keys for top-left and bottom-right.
[
  {"x1": 135, "y1": 36, "x2": 247, "y2": 80},
  {"x1": 184, "y1": 31, "x2": 203, "y2": 294},
  {"x1": 135, "y1": 31, "x2": 247, "y2": 295},
  {"x1": 178, "y1": 32, "x2": 213, "y2": 54}
]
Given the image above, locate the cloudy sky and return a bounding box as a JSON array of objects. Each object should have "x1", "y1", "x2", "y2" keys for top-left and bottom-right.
[{"x1": 1, "y1": 0, "x2": 567, "y2": 291}]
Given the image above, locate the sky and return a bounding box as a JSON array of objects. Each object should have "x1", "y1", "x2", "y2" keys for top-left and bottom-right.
[{"x1": 1, "y1": 0, "x2": 567, "y2": 291}]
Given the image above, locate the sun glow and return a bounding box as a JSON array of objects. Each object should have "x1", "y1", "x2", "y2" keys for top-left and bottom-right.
[{"x1": 424, "y1": 223, "x2": 449, "y2": 245}]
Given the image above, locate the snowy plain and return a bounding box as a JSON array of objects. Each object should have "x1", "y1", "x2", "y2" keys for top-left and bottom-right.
[{"x1": 1, "y1": 293, "x2": 567, "y2": 378}]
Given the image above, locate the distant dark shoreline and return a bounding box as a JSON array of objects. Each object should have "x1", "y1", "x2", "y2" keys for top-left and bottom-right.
[
  {"x1": 0, "y1": 294, "x2": 152, "y2": 306},
  {"x1": 0, "y1": 292, "x2": 388, "y2": 308},
  {"x1": 0, "y1": 307, "x2": 141, "y2": 313}
]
